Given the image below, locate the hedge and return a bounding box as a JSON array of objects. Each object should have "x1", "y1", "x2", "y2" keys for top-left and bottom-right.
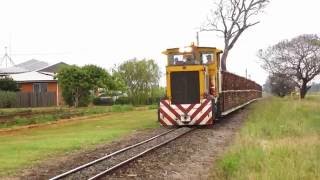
[{"x1": 0, "y1": 91, "x2": 17, "y2": 108}]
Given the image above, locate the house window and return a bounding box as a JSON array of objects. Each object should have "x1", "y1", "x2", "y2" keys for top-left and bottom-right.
[{"x1": 33, "y1": 83, "x2": 48, "y2": 93}]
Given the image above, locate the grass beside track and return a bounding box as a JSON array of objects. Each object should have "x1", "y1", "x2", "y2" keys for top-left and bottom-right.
[
  {"x1": 212, "y1": 96, "x2": 320, "y2": 180},
  {"x1": 0, "y1": 105, "x2": 156, "y2": 129},
  {"x1": 0, "y1": 109, "x2": 159, "y2": 176}
]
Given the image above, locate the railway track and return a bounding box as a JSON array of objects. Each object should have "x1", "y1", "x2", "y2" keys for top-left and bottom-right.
[{"x1": 49, "y1": 127, "x2": 194, "y2": 180}]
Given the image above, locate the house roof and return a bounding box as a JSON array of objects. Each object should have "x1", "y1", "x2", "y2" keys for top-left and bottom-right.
[
  {"x1": 38, "y1": 62, "x2": 69, "y2": 73},
  {"x1": 0, "y1": 66, "x2": 28, "y2": 74},
  {"x1": 0, "y1": 59, "x2": 49, "y2": 74},
  {"x1": 10, "y1": 71, "x2": 56, "y2": 83},
  {"x1": 16, "y1": 59, "x2": 49, "y2": 71}
]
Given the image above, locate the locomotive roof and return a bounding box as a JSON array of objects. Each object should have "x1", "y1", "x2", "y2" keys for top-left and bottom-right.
[{"x1": 163, "y1": 46, "x2": 223, "y2": 55}]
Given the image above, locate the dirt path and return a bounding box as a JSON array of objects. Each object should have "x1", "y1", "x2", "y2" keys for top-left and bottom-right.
[{"x1": 6, "y1": 106, "x2": 250, "y2": 180}]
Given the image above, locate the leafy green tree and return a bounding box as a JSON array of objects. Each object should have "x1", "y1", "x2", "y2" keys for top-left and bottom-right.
[
  {"x1": 110, "y1": 70, "x2": 127, "y2": 92},
  {"x1": 82, "y1": 64, "x2": 113, "y2": 94},
  {"x1": 0, "y1": 77, "x2": 19, "y2": 91},
  {"x1": 117, "y1": 59, "x2": 161, "y2": 105},
  {"x1": 57, "y1": 64, "x2": 118, "y2": 107},
  {"x1": 149, "y1": 86, "x2": 165, "y2": 104},
  {"x1": 57, "y1": 65, "x2": 92, "y2": 107}
]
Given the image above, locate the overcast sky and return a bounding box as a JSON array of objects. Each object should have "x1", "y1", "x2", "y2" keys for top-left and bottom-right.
[{"x1": 0, "y1": 0, "x2": 319, "y2": 85}]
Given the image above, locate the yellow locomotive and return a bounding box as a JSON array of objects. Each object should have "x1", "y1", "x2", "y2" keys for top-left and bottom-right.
[{"x1": 158, "y1": 43, "x2": 261, "y2": 126}]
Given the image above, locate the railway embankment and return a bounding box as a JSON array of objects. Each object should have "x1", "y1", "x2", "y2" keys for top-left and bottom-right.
[{"x1": 211, "y1": 96, "x2": 320, "y2": 180}]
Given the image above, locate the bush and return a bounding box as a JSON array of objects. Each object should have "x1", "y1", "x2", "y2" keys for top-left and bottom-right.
[
  {"x1": 0, "y1": 77, "x2": 19, "y2": 91},
  {"x1": 78, "y1": 93, "x2": 93, "y2": 107},
  {"x1": 115, "y1": 96, "x2": 130, "y2": 105},
  {"x1": 61, "y1": 89, "x2": 92, "y2": 107},
  {"x1": 0, "y1": 91, "x2": 16, "y2": 108},
  {"x1": 93, "y1": 97, "x2": 114, "y2": 106}
]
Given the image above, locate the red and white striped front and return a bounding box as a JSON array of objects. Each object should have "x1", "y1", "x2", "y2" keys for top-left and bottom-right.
[{"x1": 158, "y1": 99, "x2": 214, "y2": 126}]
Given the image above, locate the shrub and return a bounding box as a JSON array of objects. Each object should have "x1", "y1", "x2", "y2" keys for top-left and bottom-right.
[
  {"x1": 0, "y1": 77, "x2": 19, "y2": 91},
  {"x1": 78, "y1": 93, "x2": 93, "y2": 107},
  {"x1": 93, "y1": 97, "x2": 114, "y2": 106},
  {"x1": 0, "y1": 91, "x2": 17, "y2": 108},
  {"x1": 115, "y1": 96, "x2": 130, "y2": 105}
]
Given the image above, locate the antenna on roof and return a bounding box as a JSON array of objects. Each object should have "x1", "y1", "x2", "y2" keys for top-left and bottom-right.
[{"x1": 0, "y1": 46, "x2": 15, "y2": 68}]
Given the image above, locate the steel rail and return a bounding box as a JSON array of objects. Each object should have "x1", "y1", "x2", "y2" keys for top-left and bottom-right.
[
  {"x1": 88, "y1": 127, "x2": 194, "y2": 180},
  {"x1": 49, "y1": 129, "x2": 176, "y2": 180}
]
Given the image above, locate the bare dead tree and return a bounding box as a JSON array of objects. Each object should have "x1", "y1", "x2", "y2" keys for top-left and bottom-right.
[
  {"x1": 202, "y1": 0, "x2": 269, "y2": 70},
  {"x1": 259, "y1": 34, "x2": 320, "y2": 99}
]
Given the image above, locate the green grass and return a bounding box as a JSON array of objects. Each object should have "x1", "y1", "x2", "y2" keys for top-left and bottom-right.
[
  {"x1": 0, "y1": 105, "x2": 131, "y2": 116},
  {"x1": 212, "y1": 96, "x2": 320, "y2": 180},
  {"x1": 0, "y1": 109, "x2": 159, "y2": 176},
  {"x1": 0, "y1": 107, "x2": 59, "y2": 116},
  {"x1": 0, "y1": 105, "x2": 140, "y2": 129}
]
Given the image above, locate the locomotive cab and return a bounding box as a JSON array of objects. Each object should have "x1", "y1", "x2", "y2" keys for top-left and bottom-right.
[{"x1": 158, "y1": 44, "x2": 223, "y2": 126}]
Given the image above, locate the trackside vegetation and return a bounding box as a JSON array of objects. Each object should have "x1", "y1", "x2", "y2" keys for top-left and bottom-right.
[
  {"x1": 0, "y1": 105, "x2": 135, "y2": 129},
  {"x1": 212, "y1": 96, "x2": 320, "y2": 179},
  {"x1": 0, "y1": 109, "x2": 158, "y2": 176}
]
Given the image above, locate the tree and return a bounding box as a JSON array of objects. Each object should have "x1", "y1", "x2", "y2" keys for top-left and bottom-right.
[
  {"x1": 0, "y1": 77, "x2": 19, "y2": 91},
  {"x1": 56, "y1": 65, "x2": 92, "y2": 107},
  {"x1": 150, "y1": 86, "x2": 165, "y2": 104},
  {"x1": 116, "y1": 59, "x2": 161, "y2": 105},
  {"x1": 82, "y1": 64, "x2": 113, "y2": 95},
  {"x1": 259, "y1": 34, "x2": 320, "y2": 99},
  {"x1": 267, "y1": 73, "x2": 295, "y2": 97},
  {"x1": 57, "y1": 64, "x2": 118, "y2": 107},
  {"x1": 202, "y1": 0, "x2": 269, "y2": 70},
  {"x1": 110, "y1": 68, "x2": 127, "y2": 92}
]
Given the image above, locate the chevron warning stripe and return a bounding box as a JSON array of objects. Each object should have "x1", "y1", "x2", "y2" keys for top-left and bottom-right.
[{"x1": 158, "y1": 99, "x2": 214, "y2": 126}]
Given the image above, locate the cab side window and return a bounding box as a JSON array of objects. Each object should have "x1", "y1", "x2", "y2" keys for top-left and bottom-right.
[
  {"x1": 201, "y1": 53, "x2": 214, "y2": 64},
  {"x1": 168, "y1": 55, "x2": 184, "y2": 65}
]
